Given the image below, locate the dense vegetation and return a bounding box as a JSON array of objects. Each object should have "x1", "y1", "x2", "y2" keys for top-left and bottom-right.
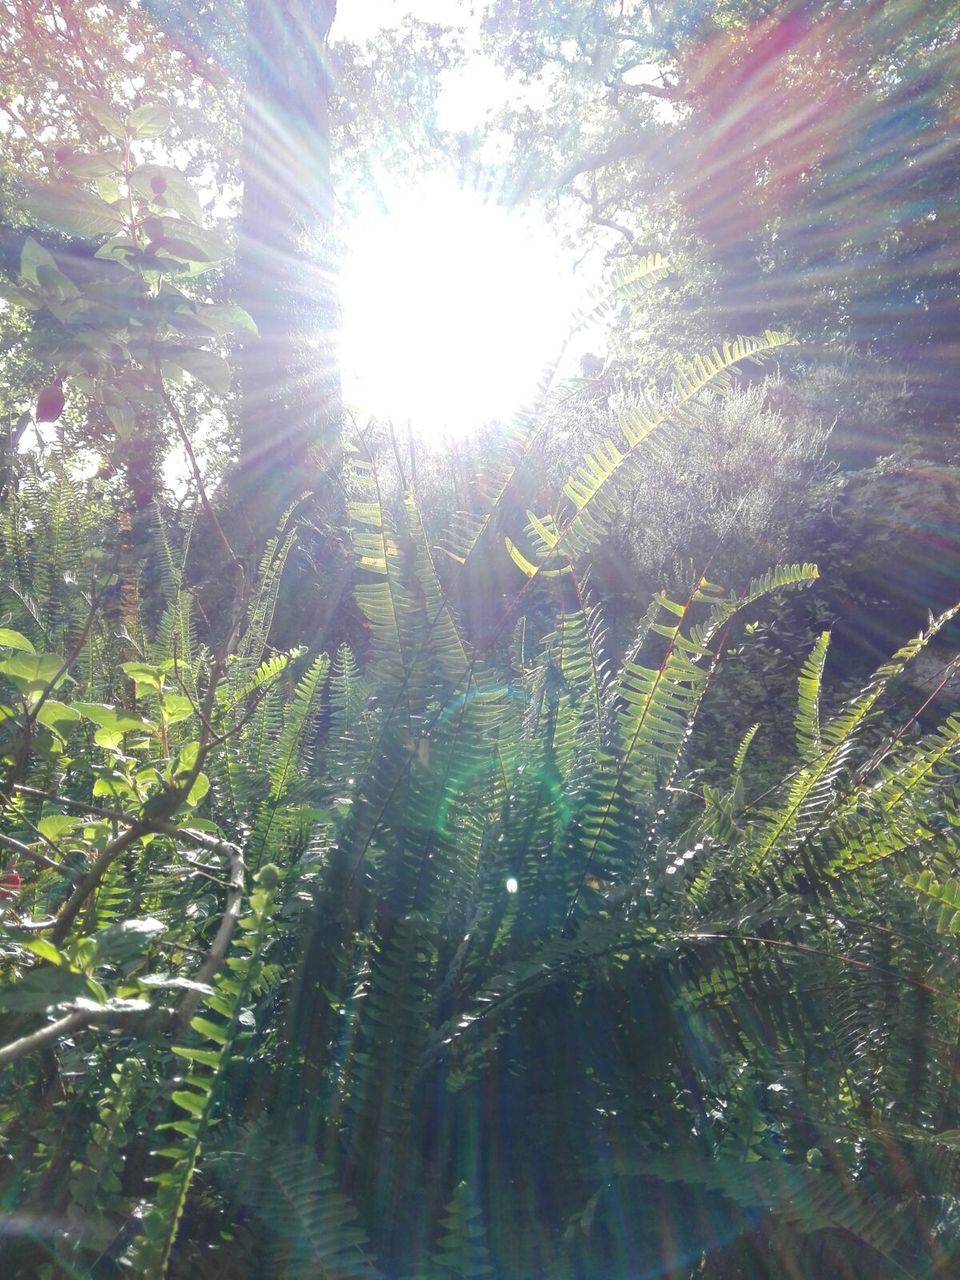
[{"x1": 1, "y1": 2, "x2": 959, "y2": 1276}]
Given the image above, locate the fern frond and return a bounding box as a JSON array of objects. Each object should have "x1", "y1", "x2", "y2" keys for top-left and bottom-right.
[
  {"x1": 627, "y1": 1153, "x2": 913, "y2": 1275},
  {"x1": 127, "y1": 871, "x2": 279, "y2": 1278},
  {"x1": 269, "y1": 653, "x2": 330, "y2": 802},
  {"x1": 235, "y1": 527, "x2": 298, "y2": 671},
  {"x1": 548, "y1": 330, "x2": 796, "y2": 564},
  {"x1": 430, "y1": 1180, "x2": 494, "y2": 1279},
  {"x1": 213, "y1": 1125, "x2": 383, "y2": 1279},
  {"x1": 796, "y1": 631, "x2": 831, "y2": 761}
]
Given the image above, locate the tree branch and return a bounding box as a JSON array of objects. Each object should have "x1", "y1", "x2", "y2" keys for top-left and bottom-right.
[
  {"x1": 0, "y1": 1003, "x2": 149, "y2": 1069},
  {"x1": 173, "y1": 840, "x2": 245, "y2": 1029},
  {"x1": 0, "y1": 829, "x2": 69, "y2": 875},
  {"x1": 154, "y1": 366, "x2": 245, "y2": 590}
]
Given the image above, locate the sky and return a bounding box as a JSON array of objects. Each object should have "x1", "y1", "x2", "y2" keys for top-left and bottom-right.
[
  {"x1": 331, "y1": 2, "x2": 592, "y2": 438},
  {"x1": 338, "y1": 174, "x2": 582, "y2": 437}
]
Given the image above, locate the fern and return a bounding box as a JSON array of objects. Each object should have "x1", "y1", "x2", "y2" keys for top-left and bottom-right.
[
  {"x1": 623, "y1": 1152, "x2": 914, "y2": 1275},
  {"x1": 212, "y1": 1125, "x2": 383, "y2": 1279},
  {"x1": 511, "y1": 331, "x2": 796, "y2": 572},
  {"x1": 62, "y1": 1056, "x2": 144, "y2": 1258},
  {"x1": 795, "y1": 630, "x2": 831, "y2": 762},
  {"x1": 128, "y1": 866, "x2": 280, "y2": 1278},
  {"x1": 429, "y1": 1181, "x2": 494, "y2": 1280}
]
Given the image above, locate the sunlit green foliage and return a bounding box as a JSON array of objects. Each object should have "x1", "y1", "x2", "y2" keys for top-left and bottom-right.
[
  {"x1": 2, "y1": 261, "x2": 960, "y2": 1274},
  {"x1": 1, "y1": 8, "x2": 959, "y2": 1278}
]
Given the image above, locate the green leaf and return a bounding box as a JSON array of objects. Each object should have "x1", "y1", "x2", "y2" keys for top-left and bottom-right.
[
  {"x1": 36, "y1": 271, "x2": 80, "y2": 310},
  {"x1": 59, "y1": 149, "x2": 124, "y2": 178},
  {"x1": 35, "y1": 700, "x2": 82, "y2": 736},
  {"x1": 504, "y1": 537, "x2": 541, "y2": 578},
  {"x1": 25, "y1": 182, "x2": 125, "y2": 238},
  {"x1": 120, "y1": 662, "x2": 166, "y2": 692},
  {"x1": 93, "y1": 917, "x2": 166, "y2": 964},
  {"x1": 20, "y1": 938, "x2": 67, "y2": 966},
  {"x1": 104, "y1": 399, "x2": 136, "y2": 439},
  {"x1": 126, "y1": 105, "x2": 172, "y2": 139},
  {"x1": 155, "y1": 237, "x2": 210, "y2": 263},
  {"x1": 171, "y1": 1045, "x2": 222, "y2": 1068},
  {"x1": 19, "y1": 237, "x2": 59, "y2": 288},
  {"x1": 170, "y1": 741, "x2": 200, "y2": 779},
  {"x1": 0, "y1": 652, "x2": 67, "y2": 693},
  {"x1": 37, "y1": 813, "x2": 83, "y2": 841},
  {"x1": 74, "y1": 703, "x2": 155, "y2": 733},
  {"x1": 129, "y1": 164, "x2": 204, "y2": 222},
  {"x1": 0, "y1": 283, "x2": 40, "y2": 308},
  {"x1": 161, "y1": 693, "x2": 195, "y2": 726},
  {"x1": 190, "y1": 1015, "x2": 228, "y2": 1045},
  {"x1": 79, "y1": 95, "x2": 126, "y2": 138},
  {"x1": 94, "y1": 236, "x2": 139, "y2": 266},
  {"x1": 0, "y1": 967, "x2": 93, "y2": 1012},
  {"x1": 194, "y1": 303, "x2": 258, "y2": 336},
  {"x1": 142, "y1": 218, "x2": 228, "y2": 266},
  {"x1": 0, "y1": 628, "x2": 35, "y2": 654},
  {"x1": 185, "y1": 772, "x2": 209, "y2": 807},
  {"x1": 162, "y1": 348, "x2": 231, "y2": 395},
  {"x1": 504, "y1": 536, "x2": 565, "y2": 579}
]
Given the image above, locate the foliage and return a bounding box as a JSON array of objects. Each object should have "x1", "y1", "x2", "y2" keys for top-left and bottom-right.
[
  {"x1": 1, "y1": 9, "x2": 959, "y2": 1278},
  {"x1": 2, "y1": 246, "x2": 960, "y2": 1277},
  {"x1": 5, "y1": 107, "x2": 242, "y2": 458}
]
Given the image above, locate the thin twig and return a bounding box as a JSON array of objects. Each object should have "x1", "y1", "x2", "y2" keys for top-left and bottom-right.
[
  {"x1": 174, "y1": 840, "x2": 245, "y2": 1029},
  {"x1": 0, "y1": 829, "x2": 69, "y2": 875},
  {"x1": 154, "y1": 366, "x2": 244, "y2": 585},
  {"x1": 11, "y1": 784, "x2": 234, "y2": 858}
]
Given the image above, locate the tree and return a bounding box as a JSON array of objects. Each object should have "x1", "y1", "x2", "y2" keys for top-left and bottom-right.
[
  {"x1": 480, "y1": 0, "x2": 960, "y2": 428},
  {"x1": 234, "y1": 0, "x2": 340, "y2": 544}
]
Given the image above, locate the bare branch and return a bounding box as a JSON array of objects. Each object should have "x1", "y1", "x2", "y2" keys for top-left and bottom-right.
[
  {"x1": 154, "y1": 366, "x2": 245, "y2": 590},
  {"x1": 174, "y1": 840, "x2": 246, "y2": 1029},
  {"x1": 0, "y1": 829, "x2": 69, "y2": 875},
  {"x1": 0, "y1": 1003, "x2": 149, "y2": 1069}
]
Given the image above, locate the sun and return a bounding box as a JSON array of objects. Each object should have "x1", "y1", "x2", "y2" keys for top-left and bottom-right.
[{"x1": 338, "y1": 174, "x2": 577, "y2": 438}]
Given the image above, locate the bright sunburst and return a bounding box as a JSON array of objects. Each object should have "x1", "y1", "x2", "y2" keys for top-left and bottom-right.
[{"x1": 339, "y1": 174, "x2": 577, "y2": 438}]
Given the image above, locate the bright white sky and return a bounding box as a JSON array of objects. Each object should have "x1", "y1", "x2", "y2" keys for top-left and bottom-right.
[
  {"x1": 338, "y1": 176, "x2": 582, "y2": 438},
  {"x1": 332, "y1": 1, "x2": 590, "y2": 438}
]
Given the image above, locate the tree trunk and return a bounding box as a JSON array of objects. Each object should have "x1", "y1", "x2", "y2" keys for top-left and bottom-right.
[{"x1": 234, "y1": 0, "x2": 340, "y2": 545}]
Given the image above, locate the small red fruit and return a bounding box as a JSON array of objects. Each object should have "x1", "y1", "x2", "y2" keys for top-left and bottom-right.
[
  {"x1": 54, "y1": 144, "x2": 73, "y2": 165},
  {"x1": 150, "y1": 174, "x2": 167, "y2": 195},
  {"x1": 0, "y1": 867, "x2": 21, "y2": 900},
  {"x1": 36, "y1": 378, "x2": 65, "y2": 423}
]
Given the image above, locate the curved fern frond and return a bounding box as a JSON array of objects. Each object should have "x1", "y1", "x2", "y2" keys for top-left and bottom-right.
[
  {"x1": 732, "y1": 722, "x2": 760, "y2": 781},
  {"x1": 796, "y1": 631, "x2": 831, "y2": 762},
  {"x1": 440, "y1": 256, "x2": 670, "y2": 573},
  {"x1": 749, "y1": 604, "x2": 960, "y2": 872},
  {"x1": 538, "y1": 331, "x2": 796, "y2": 566},
  {"x1": 212, "y1": 1125, "x2": 383, "y2": 1279}
]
